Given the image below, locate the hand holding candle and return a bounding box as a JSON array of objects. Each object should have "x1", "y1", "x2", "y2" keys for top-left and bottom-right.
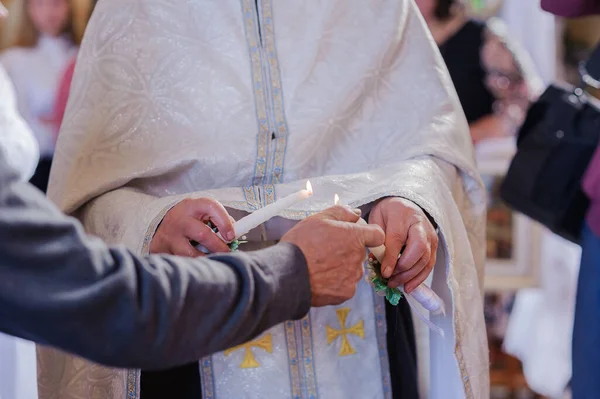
[{"x1": 334, "y1": 194, "x2": 445, "y2": 315}]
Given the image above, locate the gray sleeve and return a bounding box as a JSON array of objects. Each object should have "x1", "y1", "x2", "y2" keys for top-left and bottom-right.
[{"x1": 0, "y1": 159, "x2": 311, "y2": 370}]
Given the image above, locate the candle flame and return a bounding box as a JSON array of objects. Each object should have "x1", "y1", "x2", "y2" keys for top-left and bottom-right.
[
  {"x1": 306, "y1": 180, "x2": 313, "y2": 195},
  {"x1": 334, "y1": 194, "x2": 340, "y2": 205}
]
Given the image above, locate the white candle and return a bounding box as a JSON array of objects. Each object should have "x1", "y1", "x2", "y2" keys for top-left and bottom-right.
[
  {"x1": 234, "y1": 181, "x2": 313, "y2": 239},
  {"x1": 334, "y1": 194, "x2": 445, "y2": 315},
  {"x1": 334, "y1": 195, "x2": 388, "y2": 256}
]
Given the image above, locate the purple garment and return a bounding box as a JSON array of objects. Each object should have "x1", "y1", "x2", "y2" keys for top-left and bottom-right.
[
  {"x1": 541, "y1": 0, "x2": 600, "y2": 17},
  {"x1": 542, "y1": 0, "x2": 600, "y2": 236},
  {"x1": 584, "y1": 147, "x2": 600, "y2": 236}
]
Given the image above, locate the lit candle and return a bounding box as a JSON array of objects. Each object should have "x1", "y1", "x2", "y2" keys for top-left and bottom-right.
[
  {"x1": 334, "y1": 194, "x2": 445, "y2": 315},
  {"x1": 234, "y1": 181, "x2": 313, "y2": 239}
]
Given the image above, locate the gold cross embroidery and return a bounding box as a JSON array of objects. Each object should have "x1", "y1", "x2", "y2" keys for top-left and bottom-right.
[
  {"x1": 223, "y1": 333, "x2": 273, "y2": 368},
  {"x1": 326, "y1": 308, "x2": 365, "y2": 356}
]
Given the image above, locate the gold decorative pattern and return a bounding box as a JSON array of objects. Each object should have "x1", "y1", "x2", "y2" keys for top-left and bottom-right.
[
  {"x1": 224, "y1": 334, "x2": 273, "y2": 369},
  {"x1": 259, "y1": 0, "x2": 289, "y2": 185},
  {"x1": 241, "y1": 0, "x2": 270, "y2": 204},
  {"x1": 200, "y1": 358, "x2": 215, "y2": 399},
  {"x1": 326, "y1": 308, "x2": 365, "y2": 356},
  {"x1": 300, "y1": 315, "x2": 318, "y2": 397},
  {"x1": 263, "y1": 183, "x2": 276, "y2": 206},
  {"x1": 126, "y1": 369, "x2": 137, "y2": 399},
  {"x1": 374, "y1": 295, "x2": 393, "y2": 399},
  {"x1": 243, "y1": 185, "x2": 261, "y2": 211},
  {"x1": 284, "y1": 320, "x2": 302, "y2": 399},
  {"x1": 141, "y1": 199, "x2": 182, "y2": 255},
  {"x1": 455, "y1": 313, "x2": 474, "y2": 398}
]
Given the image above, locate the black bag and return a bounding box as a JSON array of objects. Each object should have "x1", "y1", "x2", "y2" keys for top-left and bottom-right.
[{"x1": 500, "y1": 45, "x2": 600, "y2": 244}]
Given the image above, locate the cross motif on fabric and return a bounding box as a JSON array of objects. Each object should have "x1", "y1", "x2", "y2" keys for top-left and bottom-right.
[
  {"x1": 326, "y1": 308, "x2": 365, "y2": 356},
  {"x1": 223, "y1": 333, "x2": 273, "y2": 368}
]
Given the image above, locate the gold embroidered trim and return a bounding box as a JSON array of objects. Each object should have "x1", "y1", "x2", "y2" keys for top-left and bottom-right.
[
  {"x1": 259, "y1": 0, "x2": 289, "y2": 185},
  {"x1": 300, "y1": 316, "x2": 318, "y2": 397},
  {"x1": 454, "y1": 312, "x2": 474, "y2": 398},
  {"x1": 242, "y1": 0, "x2": 270, "y2": 208},
  {"x1": 141, "y1": 199, "x2": 183, "y2": 254},
  {"x1": 200, "y1": 358, "x2": 215, "y2": 399},
  {"x1": 284, "y1": 320, "x2": 302, "y2": 398},
  {"x1": 126, "y1": 369, "x2": 138, "y2": 399}
]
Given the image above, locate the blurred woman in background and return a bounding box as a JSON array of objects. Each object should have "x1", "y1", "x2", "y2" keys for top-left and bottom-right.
[
  {"x1": 1, "y1": 0, "x2": 78, "y2": 193},
  {"x1": 53, "y1": 0, "x2": 96, "y2": 134},
  {"x1": 415, "y1": 0, "x2": 539, "y2": 145}
]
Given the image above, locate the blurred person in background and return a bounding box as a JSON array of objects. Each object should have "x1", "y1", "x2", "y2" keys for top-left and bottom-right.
[
  {"x1": 1, "y1": 0, "x2": 78, "y2": 193},
  {"x1": 415, "y1": 0, "x2": 540, "y2": 145},
  {"x1": 53, "y1": 0, "x2": 96, "y2": 133}
]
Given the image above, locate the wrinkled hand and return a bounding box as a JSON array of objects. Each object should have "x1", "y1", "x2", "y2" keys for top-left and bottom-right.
[
  {"x1": 150, "y1": 198, "x2": 235, "y2": 257},
  {"x1": 282, "y1": 206, "x2": 385, "y2": 307},
  {"x1": 369, "y1": 197, "x2": 438, "y2": 293}
]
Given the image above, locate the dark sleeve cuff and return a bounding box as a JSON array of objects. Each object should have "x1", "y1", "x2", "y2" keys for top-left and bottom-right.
[
  {"x1": 248, "y1": 242, "x2": 312, "y2": 321},
  {"x1": 370, "y1": 196, "x2": 439, "y2": 230},
  {"x1": 420, "y1": 206, "x2": 439, "y2": 230}
]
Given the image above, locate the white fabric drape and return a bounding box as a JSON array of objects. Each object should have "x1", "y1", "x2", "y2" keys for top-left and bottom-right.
[
  {"x1": 0, "y1": 64, "x2": 39, "y2": 399},
  {"x1": 499, "y1": 0, "x2": 559, "y2": 85},
  {"x1": 0, "y1": 64, "x2": 38, "y2": 181},
  {"x1": 43, "y1": 0, "x2": 489, "y2": 398},
  {"x1": 503, "y1": 235, "x2": 581, "y2": 397}
]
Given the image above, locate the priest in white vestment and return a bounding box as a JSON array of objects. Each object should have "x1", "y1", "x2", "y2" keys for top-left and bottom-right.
[{"x1": 42, "y1": 0, "x2": 489, "y2": 398}]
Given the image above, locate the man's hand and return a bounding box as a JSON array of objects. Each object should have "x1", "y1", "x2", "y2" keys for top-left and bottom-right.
[
  {"x1": 282, "y1": 206, "x2": 385, "y2": 307},
  {"x1": 369, "y1": 197, "x2": 438, "y2": 293},
  {"x1": 150, "y1": 198, "x2": 234, "y2": 257}
]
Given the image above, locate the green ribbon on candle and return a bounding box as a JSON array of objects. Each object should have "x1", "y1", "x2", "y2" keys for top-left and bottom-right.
[
  {"x1": 208, "y1": 222, "x2": 245, "y2": 251},
  {"x1": 472, "y1": 0, "x2": 484, "y2": 10},
  {"x1": 366, "y1": 255, "x2": 403, "y2": 306}
]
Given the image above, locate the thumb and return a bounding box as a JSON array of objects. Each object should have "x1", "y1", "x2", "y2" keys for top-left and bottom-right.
[
  {"x1": 354, "y1": 223, "x2": 385, "y2": 248},
  {"x1": 191, "y1": 199, "x2": 235, "y2": 241},
  {"x1": 381, "y1": 227, "x2": 406, "y2": 279},
  {"x1": 320, "y1": 205, "x2": 361, "y2": 223}
]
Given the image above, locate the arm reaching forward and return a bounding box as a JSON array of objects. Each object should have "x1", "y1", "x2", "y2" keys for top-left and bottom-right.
[
  {"x1": 0, "y1": 154, "x2": 383, "y2": 370},
  {"x1": 0, "y1": 157, "x2": 310, "y2": 369}
]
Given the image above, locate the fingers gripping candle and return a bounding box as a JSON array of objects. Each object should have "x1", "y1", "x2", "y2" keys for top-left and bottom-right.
[{"x1": 334, "y1": 194, "x2": 446, "y2": 316}]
